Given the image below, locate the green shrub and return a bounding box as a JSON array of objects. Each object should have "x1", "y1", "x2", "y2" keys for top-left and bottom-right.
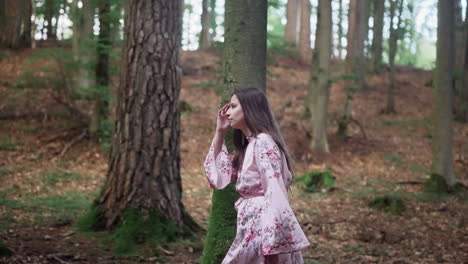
[
  {"x1": 295, "y1": 170, "x2": 336, "y2": 193},
  {"x1": 368, "y1": 194, "x2": 405, "y2": 215}
]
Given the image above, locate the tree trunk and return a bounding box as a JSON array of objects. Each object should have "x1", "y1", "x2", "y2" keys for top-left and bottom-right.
[
  {"x1": 454, "y1": 0, "x2": 466, "y2": 122},
  {"x1": 93, "y1": 0, "x2": 195, "y2": 234},
  {"x1": 0, "y1": 0, "x2": 32, "y2": 48},
  {"x1": 432, "y1": 0, "x2": 456, "y2": 186},
  {"x1": 199, "y1": 0, "x2": 210, "y2": 49},
  {"x1": 459, "y1": 2, "x2": 468, "y2": 123},
  {"x1": 371, "y1": 0, "x2": 385, "y2": 73},
  {"x1": 44, "y1": 0, "x2": 58, "y2": 40},
  {"x1": 89, "y1": 0, "x2": 110, "y2": 139},
  {"x1": 201, "y1": 1, "x2": 267, "y2": 263},
  {"x1": 309, "y1": 0, "x2": 331, "y2": 153},
  {"x1": 30, "y1": 0, "x2": 36, "y2": 49},
  {"x1": 285, "y1": 0, "x2": 298, "y2": 44},
  {"x1": 71, "y1": 0, "x2": 95, "y2": 92},
  {"x1": 337, "y1": 0, "x2": 367, "y2": 139},
  {"x1": 337, "y1": 0, "x2": 344, "y2": 59},
  {"x1": 384, "y1": 0, "x2": 402, "y2": 114},
  {"x1": 209, "y1": 0, "x2": 217, "y2": 42},
  {"x1": 298, "y1": 0, "x2": 311, "y2": 63}
]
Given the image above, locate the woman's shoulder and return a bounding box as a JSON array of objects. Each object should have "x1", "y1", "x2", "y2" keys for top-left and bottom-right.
[{"x1": 254, "y1": 133, "x2": 277, "y2": 148}]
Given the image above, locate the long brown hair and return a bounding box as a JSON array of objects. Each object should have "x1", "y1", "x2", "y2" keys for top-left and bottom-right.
[{"x1": 231, "y1": 87, "x2": 294, "y2": 177}]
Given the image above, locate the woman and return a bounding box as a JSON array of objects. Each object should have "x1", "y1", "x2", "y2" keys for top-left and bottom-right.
[{"x1": 204, "y1": 87, "x2": 310, "y2": 263}]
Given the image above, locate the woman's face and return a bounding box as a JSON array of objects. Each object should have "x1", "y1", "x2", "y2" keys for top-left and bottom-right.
[{"x1": 227, "y1": 95, "x2": 246, "y2": 130}]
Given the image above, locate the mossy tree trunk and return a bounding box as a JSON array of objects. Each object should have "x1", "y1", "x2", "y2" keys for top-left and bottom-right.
[
  {"x1": 308, "y1": 0, "x2": 331, "y2": 153},
  {"x1": 92, "y1": 0, "x2": 195, "y2": 233},
  {"x1": 371, "y1": 0, "x2": 385, "y2": 73},
  {"x1": 201, "y1": 1, "x2": 267, "y2": 263},
  {"x1": 209, "y1": 0, "x2": 217, "y2": 42},
  {"x1": 337, "y1": 0, "x2": 367, "y2": 139},
  {"x1": 432, "y1": 0, "x2": 456, "y2": 187}
]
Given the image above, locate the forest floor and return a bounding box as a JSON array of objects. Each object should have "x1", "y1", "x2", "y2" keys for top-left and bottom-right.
[{"x1": 0, "y1": 45, "x2": 467, "y2": 264}]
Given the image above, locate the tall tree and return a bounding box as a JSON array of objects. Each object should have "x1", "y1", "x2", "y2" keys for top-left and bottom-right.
[
  {"x1": 298, "y1": 0, "x2": 311, "y2": 63},
  {"x1": 209, "y1": 0, "x2": 217, "y2": 42},
  {"x1": 43, "y1": 0, "x2": 60, "y2": 40},
  {"x1": 199, "y1": 0, "x2": 210, "y2": 49},
  {"x1": 201, "y1": 1, "x2": 267, "y2": 263},
  {"x1": 285, "y1": 0, "x2": 299, "y2": 44},
  {"x1": 337, "y1": 0, "x2": 367, "y2": 139},
  {"x1": 432, "y1": 0, "x2": 456, "y2": 186},
  {"x1": 337, "y1": 0, "x2": 344, "y2": 59},
  {"x1": 0, "y1": 0, "x2": 32, "y2": 48},
  {"x1": 384, "y1": 0, "x2": 404, "y2": 114},
  {"x1": 454, "y1": 0, "x2": 467, "y2": 122},
  {"x1": 308, "y1": 0, "x2": 332, "y2": 152},
  {"x1": 371, "y1": 0, "x2": 385, "y2": 73},
  {"x1": 89, "y1": 0, "x2": 111, "y2": 138},
  {"x1": 459, "y1": 1, "x2": 468, "y2": 123},
  {"x1": 90, "y1": 0, "x2": 196, "y2": 238},
  {"x1": 71, "y1": 0, "x2": 95, "y2": 90}
]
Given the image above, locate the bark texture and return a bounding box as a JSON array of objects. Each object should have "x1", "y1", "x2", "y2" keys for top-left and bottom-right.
[
  {"x1": 309, "y1": 0, "x2": 331, "y2": 153},
  {"x1": 432, "y1": 0, "x2": 456, "y2": 186},
  {"x1": 454, "y1": 0, "x2": 467, "y2": 122},
  {"x1": 298, "y1": 0, "x2": 311, "y2": 63},
  {"x1": 201, "y1": 1, "x2": 267, "y2": 263},
  {"x1": 94, "y1": 0, "x2": 193, "y2": 230}
]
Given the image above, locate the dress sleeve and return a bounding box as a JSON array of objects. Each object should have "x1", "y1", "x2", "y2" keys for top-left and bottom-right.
[
  {"x1": 255, "y1": 135, "x2": 310, "y2": 255},
  {"x1": 203, "y1": 139, "x2": 236, "y2": 189}
]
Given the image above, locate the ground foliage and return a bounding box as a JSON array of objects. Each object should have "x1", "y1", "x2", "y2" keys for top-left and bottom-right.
[{"x1": 0, "y1": 46, "x2": 467, "y2": 263}]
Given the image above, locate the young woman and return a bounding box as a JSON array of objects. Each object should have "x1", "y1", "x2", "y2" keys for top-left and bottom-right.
[{"x1": 204, "y1": 88, "x2": 310, "y2": 263}]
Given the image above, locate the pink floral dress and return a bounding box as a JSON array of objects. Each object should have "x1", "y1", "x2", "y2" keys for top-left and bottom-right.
[{"x1": 204, "y1": 133, "x2": 310, "y2": 264}]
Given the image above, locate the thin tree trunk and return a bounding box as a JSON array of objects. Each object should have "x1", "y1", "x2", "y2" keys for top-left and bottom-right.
[
  {"x1": 89, "y1": 0, "x2": 110, "y2": 139},
  {"x1": 371, "y1": 0, "x2": 385, "y2": 73},
  {"x1": 199, "y1": 0, "x2": 210, "y2": 49},
  {"x1": 201, "y1": 1, "x2": 267, "y2": 262},
  {"x1": 337, "y1": 0, "x2": 344, "y2": 59},
  {"x1": 454, "y1": 0, "x2": 466, "y2": 121},
  {"x1": 384, "y1": 0, "x2": 400, "y2": 114},
  {"x1": 298, "y1": 0, "x2": 311, "y2": 63},
  {"x1": 309, "y1": 0, "x2": 332, "y2": 152},
  {"x1": 432, "y1": 0, "x2": 456, "y2": 186},
  {"x1": 31, "y1": 0, "x2": 36, "y2": 49},
  {"x1": 338, "y1": 0, "x2": 367, "y2": 139},
  {"x1": 93, "y1": 0, "x2": 196, "y2": 233},
  {"x1": 209, "y1": 0, "x2": 217, "y2": 42},
  {"x1": 460, "y1": 1, "x2": 468, "y2": 123},
  {"x1": 285, "y1": 0, "x2": 298, "y2": 44}
]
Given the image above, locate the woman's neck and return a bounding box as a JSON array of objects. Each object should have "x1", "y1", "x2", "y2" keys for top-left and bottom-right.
[{"x1": 240, "y1": 127, "x2": 252, "y2": 138}]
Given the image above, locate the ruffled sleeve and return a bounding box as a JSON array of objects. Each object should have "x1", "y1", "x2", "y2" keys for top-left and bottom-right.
[
  {"x1": 255, "y1": 134, "x2": 310, "y2": 255},
  {"x1": 203, "y1": 140, "x2": 236, "y2": 189}
]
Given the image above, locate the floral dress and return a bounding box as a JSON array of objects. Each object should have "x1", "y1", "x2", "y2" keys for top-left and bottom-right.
[{"x1": 204, "y1": 133, "x2": 310, "y2": 264}]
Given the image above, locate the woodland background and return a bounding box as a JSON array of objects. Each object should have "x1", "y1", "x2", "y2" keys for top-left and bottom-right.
[{"x1": 0, "y1": 0, "x2": 467, "y2": 263}]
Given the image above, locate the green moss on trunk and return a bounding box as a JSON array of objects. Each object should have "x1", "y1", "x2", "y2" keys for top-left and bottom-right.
[{"x1": 200, "y1": 184, "x2": 238, "y2": 264}]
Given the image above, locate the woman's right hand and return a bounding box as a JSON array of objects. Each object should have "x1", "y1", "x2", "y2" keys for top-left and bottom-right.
[{"x1": 216, "y1": 104, "x2": 231, "y2": 135}]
